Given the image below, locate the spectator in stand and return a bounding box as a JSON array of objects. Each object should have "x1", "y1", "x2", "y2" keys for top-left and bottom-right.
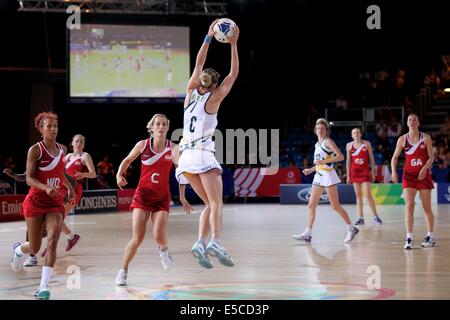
[
  {"x1": 303, "y1": 104, "x2": 318, "y2": 133},
  {"x1": 288, "y1": 160, "x2": 296, "y2": 168},
  {"x1": 387, "y1": 115, "x2": 402, "y2": 138},
  {"x1": 439, "y1": 115, "x2": 450, "y2": 137},
  {"x1": 375, "y1": 69, "x2": 390, "y2": 105},
  {"x1": 424, "y1": 69, "x2": 442, "y2": 100},
  {"x1": 336, "y1": 162, "x2": 346, "y2": 182},
  {"x1": 0, "y1": 155, "x2": 5, "y2": 178},
  {"x1": 376, "y1": 118, "x2": 388, "y2": 140},
  {"x1": 366, "y1": 78, "x2": 378, "y2": 108},
  {"x1": 441, "y1": 56, "x2": 450, "y2": 87},
  {"x1": 437, "y1": 146, "x2": 449, "y2": 169},
  {"x1": 3, "y1": 156, "x2": 17, "y2": 172},
  {"x1": 335, "y1": 94, "x2": 348, "y2": 110},
  {"x1": 402, "y1": 96, "x2": 414, "y2": 115},
  {"x1": 303, "y1": 158, "x2": 312, "y2": 168},
  {"x1": 97, "y1": 155, "x2": 115, "y2": 189},
  {"x1": 376, "y1": 118, "x2": 389, "y2": 160},
  {"x1": 391, "y1": 69, "x2": 407, "y2": 105}
]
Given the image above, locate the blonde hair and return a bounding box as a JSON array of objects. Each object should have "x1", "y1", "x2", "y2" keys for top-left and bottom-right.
[
  {"x1": 200, "y1": 68, "x2": 220, "y2": 89},
  {"x1": 146, "y1": 114, "x2": 170, "y2": 136},
  {"x1": 72, "y1": 134, "x2": 86, "y2": 144},
  {"x1": 315, "y1": 118, "x2": 330, "y2": 136}
]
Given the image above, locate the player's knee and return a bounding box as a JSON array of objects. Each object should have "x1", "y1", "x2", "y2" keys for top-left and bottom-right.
[
  {"x1": 153, "y1": 232, "x2": 165, "y2": 245},
  {"x1": 330, "y1": 203, "x2": 340, "y2": 212},
  {"x1": 46, "y1": 234, "x2": 60, "y2": 249},
  {"x1": 133, "y1": 235, "x2": 145, "y2": 247},
  {"x1": 307, "y1": 202, "x2": 317, "y2": 211},
  {"x1": 209, "y1": 199, "x2": 223, "y2": 210}
]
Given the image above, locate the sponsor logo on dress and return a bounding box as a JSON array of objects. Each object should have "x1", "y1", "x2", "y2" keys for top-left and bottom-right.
[{"x1": 201, "y1": 165, "x2": 213, "y2": 171}]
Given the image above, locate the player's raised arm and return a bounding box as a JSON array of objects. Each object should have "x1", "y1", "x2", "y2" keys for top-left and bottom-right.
[
  {"x1": 208, "y1": 25, "x2": 240, "y2": 111},
  {"x1": 186, "y1": 19, "x2": 219, "y2": 93}
]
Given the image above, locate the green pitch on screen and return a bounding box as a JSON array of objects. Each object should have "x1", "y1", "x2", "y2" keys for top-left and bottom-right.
[{"x1": 70, "y1": 49, "x2": 189, "y2": 97}]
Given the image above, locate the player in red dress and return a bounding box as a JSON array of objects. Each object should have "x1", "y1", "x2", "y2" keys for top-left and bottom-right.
[
  {"x1": 391, "y1": 114, "x2": 435, "y2": 249},
  {"x1": 60, "y1": 134, "x2": 96, "y2": 248},
  {"x1": 114, "y1": 114, "x2": 186, "y2": 286},
  {"x1": 4, "y1": 133, "x2": 96, "y2": 265},
  {"x1": 346, "y1": 128, "x2": 382, "y2": 225},
  {"x1": 10, "y1": 112, "x2": 76, "y2": 300}
]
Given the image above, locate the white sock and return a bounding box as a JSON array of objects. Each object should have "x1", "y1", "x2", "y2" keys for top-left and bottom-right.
[
  {"x1": 198, "y1": 236, "x2": 207, "y2": 245},
  {"x1": 66, "y1": 233, "x2": 75, "y2": 240},
  {"x1": 347, "y1": 224, "x2": 355, "y2": 232},
  {"x1": 40, "y1": 266, "x2": 53, "y2": 289},
  {"x1": 303, "y1": 228, "x2": 312, "y2": 236},
  {"x1": 407, "y1": 233, "x2": 413, "y2": 240},
  {"x1": 427, "y1": 232, "x2": 434, "y2": 238},
  {"x1": 212, "y1": 236, "x2": 221, "y2": 244},
  {"x1": 14, "y1": 245, "x2": 23, "y2": 256}
]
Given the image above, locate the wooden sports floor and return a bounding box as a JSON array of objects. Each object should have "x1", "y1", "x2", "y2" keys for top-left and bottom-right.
[{"x1": 0, "y1": 204, "x2": 449, "y2": 300}]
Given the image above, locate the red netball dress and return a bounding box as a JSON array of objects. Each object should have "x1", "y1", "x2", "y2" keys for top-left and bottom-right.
[
  {"x1": 65, "y1": 153, "x2": 88, "y2": 205},
  {"x1": 131, "y1": 139, "x2": 173, "y2": 213},
  {"x1": 22, "y1": 142, "x2": 66, "y2": 217},
  {"x1": 349, "y1": 142, "x2": 371, "y2": 183},
  {"x1": 402, "y1": 132, "x2": 434, "y2": 190}
]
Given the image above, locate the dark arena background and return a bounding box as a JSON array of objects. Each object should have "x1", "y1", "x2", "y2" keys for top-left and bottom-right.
[{"x1": 0, "y1": 0, "x2": 450, "y2": 313}]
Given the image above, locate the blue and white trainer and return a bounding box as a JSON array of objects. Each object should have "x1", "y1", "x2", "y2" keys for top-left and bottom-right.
[
  {"x1": 374, "y1": 216, "x2": 383, "y2": 225},
  {"x1": 206, "y1": 240, "x2": 234, "y2": 267},
  {"x1": 10, "y1": 242, "x2": 23, "y2": 272},
  {"x1": 191, "y1": 240, "x2": 213, "y2": 269},
  {"x1": 23, "y1": 255, "x2": 38, "y2": 267},
  {"x1": 421, "y1": 236, "x2": 436, "y2": 248},
  {"x1": 292, "y1": 233, "x2": 312, "y2": 243}
]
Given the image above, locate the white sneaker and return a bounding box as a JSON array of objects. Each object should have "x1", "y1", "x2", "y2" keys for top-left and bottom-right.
[
  {"x1": 115, "y1": 269, "x2": 128, "y2": 286},
  {"x1": 344, "y1": 227, "x2": 359, "y2": 243},
  {"x1": 421, "y1": 236, "x2": 436, "y2": 248},
  {"x1": 10, "y1": 242, "x2": 23, "y2": 272},
  {"x1": 404, "y1": 238, "x2": 413, "y2": 250},
  {"x1": 23, "y1": 255, "x2": 38, "y2": 267},
  {"x1": 159, "y1": 248, "x2": 173, "y2": 270},
  {"x1": 292, "y1": 233, "x2": 312, "y2": 242}
]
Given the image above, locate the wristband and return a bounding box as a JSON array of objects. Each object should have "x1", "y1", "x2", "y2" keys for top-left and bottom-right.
[{"x1": 204, "y1": 35, "x2": 212, "y2": 44}]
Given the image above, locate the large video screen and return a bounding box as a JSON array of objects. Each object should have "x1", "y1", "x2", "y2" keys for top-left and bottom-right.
[{"x1": 69, "y1": 24, "x2": 189, "y2": 101}]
